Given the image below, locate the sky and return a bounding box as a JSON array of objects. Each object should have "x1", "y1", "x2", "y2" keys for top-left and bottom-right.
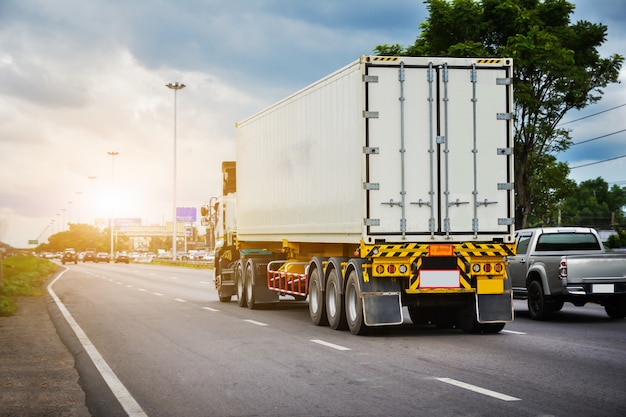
[{"x1": 0, "y1": 0, "x2": 625, "y2": 248}]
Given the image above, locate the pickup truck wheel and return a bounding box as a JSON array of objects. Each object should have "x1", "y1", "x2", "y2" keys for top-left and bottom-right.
[
  {"x1": 604, "y1": 303, "x2": 626, "y2": 319},
  {"x1": 527, "y1": 280, "x2": 552, "y2": 320},
  {"x1": 325, "y1": 268, "x2": 347, "y2": 330},
  {"x1": 309, "y1": 268, "x2": 328, "y2": 326}
]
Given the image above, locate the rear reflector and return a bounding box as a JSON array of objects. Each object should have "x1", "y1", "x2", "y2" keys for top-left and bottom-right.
[{"x1": 428, "y1": 244, "x2": 455, "y2": 257}]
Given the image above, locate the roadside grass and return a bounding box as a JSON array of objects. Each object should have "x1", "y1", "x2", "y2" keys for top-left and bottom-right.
[{"x1": 0, "y1": 256, "x2": 59, "y2": 316}]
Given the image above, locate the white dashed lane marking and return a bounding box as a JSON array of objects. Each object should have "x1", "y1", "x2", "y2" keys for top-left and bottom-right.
[
  {"x1": 501, "y1": 329, "x2": 526, "y2": 335},
  {"x1": 244, "y1": 319, "x2": 269, "y2": 327},
  {"x1": 310, "y1": 339, "x2": 351, "y2": 351},
  {"x1": 436, "y1": 377, "x2": 521, "y2": 401}
]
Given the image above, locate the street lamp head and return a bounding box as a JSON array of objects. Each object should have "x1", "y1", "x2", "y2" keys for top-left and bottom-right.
[{"x1": 166, "y1": 82, "x2": 186, "y2": 90}]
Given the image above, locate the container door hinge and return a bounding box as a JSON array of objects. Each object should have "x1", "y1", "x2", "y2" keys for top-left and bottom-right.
[
  {"x1": 363, "y1": 182, "x2": 380, "y2": 190},
  {"x1": 363, "y1": 75, "x2": 379, "y2": 83},
  {"x1": 363, "y1": 111, "x2": 379, "y2": 119},
  {"x1": 364, "y1": 218, "x2": 380, "y2": 226},
  {"x1": 497, "y1": 113, "x2": 513, "y2": 120},
  {"x1": 498, "y1": 218, "x2": 515, "y2": 226},
  {"x1": 497, "y1": 183, "x2": 514, "y2": 191},
  {"x1": 363, "y1": 146, "x2": 379, "y2": 155},
  {"x1": 497, "y1": 147, "x2": 513, "y2": 155},
  {"x1": 496, "y1": 77, "x2": 512, "y2": 85}
]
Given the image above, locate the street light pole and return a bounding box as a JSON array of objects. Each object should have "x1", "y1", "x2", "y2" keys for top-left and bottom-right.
[
  {"x1": 166, "y1": 82, "x2": 186, "y2": 261},
  {"x1": 76, "y1": 191, "x2": 83, "y2": 224},
  {"x1": 88, "y1": 176, "x2": 96, "y2": 226},
  {"x1": 108, "y1": 151, "x2": 119, "y2": 259}
]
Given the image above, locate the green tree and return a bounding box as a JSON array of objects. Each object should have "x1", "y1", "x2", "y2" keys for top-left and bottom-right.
[
  {"x1": 37, "y1": 223, "x2": 110, "y2": 253},
  {"x1": 560, "y1": 178, "x2": 626, "y2": 228},
  {"x1": 605, "y1": 228, "x2": 626, "y2": 249},
  {"x1": 526, "y1": 154, "x2": 576, "y2": 226},
  {"x1": 375, "y1": 0, "x2": 623, "y2": 229}
]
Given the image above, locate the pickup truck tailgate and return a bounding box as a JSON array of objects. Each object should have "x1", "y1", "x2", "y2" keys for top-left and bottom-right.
[{"x1": 563, "y1": 253, "x2": 626, "y2": 283}]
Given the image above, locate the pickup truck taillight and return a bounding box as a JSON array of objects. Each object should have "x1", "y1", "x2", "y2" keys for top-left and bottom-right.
[{"x1": 559, "y1": 260, "x2": 567, "y2": 280}]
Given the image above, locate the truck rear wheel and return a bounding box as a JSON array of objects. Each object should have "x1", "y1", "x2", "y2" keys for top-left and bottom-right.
[
  {"x1": 527, "y1": 280, "x2": 552, "y2": 320},
  {"x1": 345, "y1": 269, "x2": 368, "y2": 335},
  {"x1": 218, "y1": 281, "x2": 232, "y2": 303},
  {"x1": 309, "y1": 267, "x2": 328, "y2": 326},
  {"x1": 236, "y1": 261, "x2": 247, "y2": 308},
  {"x1": 326, "y1": 268, "x2": 347, "y2": 330},
  {"x1": 245, "y1": 259, "x2": 259, "y2": 310}
]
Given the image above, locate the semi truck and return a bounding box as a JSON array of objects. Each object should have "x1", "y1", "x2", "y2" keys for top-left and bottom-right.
[{"x1": 203, "y1": 55, "x2": 516, "y2": 335}]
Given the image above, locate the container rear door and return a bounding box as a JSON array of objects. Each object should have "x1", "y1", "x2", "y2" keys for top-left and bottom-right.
[{"x1": 365, "y1": 58, "x2": 514, "y2": 240}]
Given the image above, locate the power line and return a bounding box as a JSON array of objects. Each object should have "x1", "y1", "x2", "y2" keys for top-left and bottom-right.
[
  {"x1": 571, "y1": 128, "x2": 626, "y2": 146},
  {"x1": 559, "y1": 103, "x2": 626, "y2": 126},
  {"x1": 570, "y1": 154, "x2": 626, "y2": 169}
]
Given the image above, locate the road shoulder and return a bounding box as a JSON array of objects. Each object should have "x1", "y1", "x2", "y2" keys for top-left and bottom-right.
[{"x1": 0, "y1": 294, "x2": 91, "y2": 416}]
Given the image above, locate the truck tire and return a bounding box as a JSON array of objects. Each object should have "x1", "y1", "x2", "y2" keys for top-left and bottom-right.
[
  {"x1": 527, "y1": 280, "x2": 553, "y2": 320},
  {"x1": 478, "y1": 323, "x2": 506, "y2": 334},
  {"x1": 236, "y1": 261, "x2": 247, "y2": 308},
  {"x1": 345, "y1": 270, "x2": 368, "y2": 335},
  {"x1": 245, "y1": 259, "x2": 259, "y2": 310},
  {"x1": 325, "y1": 268, "x2": 347, "y2": 330},
  {"x1": 604, "y1": 302, "x2": 626, "y2": 319},
  {"x1": 458, "y1": 305, "x2": 481, "y2": 333},
  {"x1": 218, "y1": 281, "x2": 232, "y2": 303},
  {"x1": 309, "y1": 267, "x2": 328, "y2": 326}
]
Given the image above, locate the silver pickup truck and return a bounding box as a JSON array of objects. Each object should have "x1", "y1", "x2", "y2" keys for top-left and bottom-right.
[{"x1": 508, "y1": 227, "x2": 626, "y2": 320}]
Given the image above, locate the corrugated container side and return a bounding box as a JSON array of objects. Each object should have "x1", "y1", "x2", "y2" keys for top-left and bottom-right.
[
  {"x1": 236, "y1": 60, "x2": 365, "y2": 243},
  {"x1": 235, "y1": 56, "x2": 515, "y2": 245}
]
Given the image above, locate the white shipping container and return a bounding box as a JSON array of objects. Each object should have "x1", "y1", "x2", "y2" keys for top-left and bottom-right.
[{"x1": 236, "y1": 55, "x2": 514, "y2": 245}]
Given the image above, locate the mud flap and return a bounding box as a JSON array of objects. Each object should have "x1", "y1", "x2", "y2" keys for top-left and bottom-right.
[
  {"x1": 362, "y1": 293, "x2": 404, "y2": 326},
  {"x1": 253, "y1": 285, "x2": 280, "y2": 304},
  {"x1": 476, "y1": 291, "x2": 514, "y2": 323}
]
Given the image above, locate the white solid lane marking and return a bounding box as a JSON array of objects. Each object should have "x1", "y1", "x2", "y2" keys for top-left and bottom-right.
[
  {"x1": 244, "y1": 319, "x2": 269, "y2": 326},
  {"x1": 174, "y1": 298, "x2": 187, "y2": 303},
  {"x1": 310, "y1": 339, "x2": 351, "y2": 351},
  {"x1": 48, "y1": 269, "x2": 148, "y2": 417},
  {"x1": 153, "y1": 292, "x2": 163, "y2": 296},
  {"x1": 436, "y1": 377, "x2": 521, "y2": 401},
  {"x1": 202, "y1": 307, "x2": 219, "y2": 312},
  {"x1": 502, "y1": 329, "x2": 527, "y2": 335}
]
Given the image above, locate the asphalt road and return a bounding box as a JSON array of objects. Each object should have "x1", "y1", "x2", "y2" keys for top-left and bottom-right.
[{"x1": 50, "y1": 262, "x2": 626, "y2": 417}]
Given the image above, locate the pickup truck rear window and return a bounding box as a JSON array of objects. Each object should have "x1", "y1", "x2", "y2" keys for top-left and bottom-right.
[{"x1": 535, "y1": 233, "x2": 601, "y2": 251}]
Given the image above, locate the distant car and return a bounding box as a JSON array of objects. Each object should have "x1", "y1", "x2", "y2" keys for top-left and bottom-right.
[
  {"x1": 203, "y1": 251, "x2": 215, "y2": 264},
  {"x1": 61, "y1": 250, "x2": 77, "y2": 265},
  {"x1": 115, "y1": 252, "x2": 130, "y2": 264},
  {"x1": 83, "y1": 251, "x2": 96, "y2": 262},
  {"x1": 96, "y1": 252, "x2": 110, "y2": 263}
]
